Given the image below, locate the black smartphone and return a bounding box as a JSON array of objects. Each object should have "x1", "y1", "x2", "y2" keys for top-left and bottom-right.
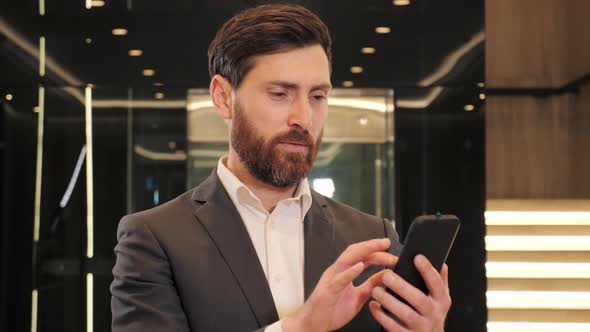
[{"x1": 388, "y1": 214, "x2": 460, "y2": 304}]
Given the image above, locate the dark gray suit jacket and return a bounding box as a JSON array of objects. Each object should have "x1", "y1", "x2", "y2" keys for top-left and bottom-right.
[{"x1": 111, "y1": 171, "x2": 402, "y2": 331}]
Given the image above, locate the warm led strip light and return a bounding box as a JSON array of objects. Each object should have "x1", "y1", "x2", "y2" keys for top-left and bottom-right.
[
  {"x1": 485, "y1": 235, "x2": 590, "y2": 251},
  {"x1": 487, "y1": 291, "x2": 590, "y2": 310},
  {"x1": 85, "y1": 87, "x2": 94, "y2": 259},
  {"x1": 486, "y1": 262, "x2": 590, "y2": 279},
  {"x1": 87, "y1": 273, "x2": 93, "y2": 332},
  {"x1": 33, "y1": 86, "x2": 44, "y2": 242},
  {"x1": 488, "y1": 322, "x2": 590, "y2": 332},
  {"x1": 485, "y1": 211, "x2": 590, "y2": 225},
  {"x1": 31, "y1": 289, "x2": 38, "y2": 332}
]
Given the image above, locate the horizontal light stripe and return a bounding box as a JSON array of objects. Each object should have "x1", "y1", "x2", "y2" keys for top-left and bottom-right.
[
  {"x1": 485, "y1": 236, "x2": 590, "y2": 251},
  {"x1": 488, "y1": 322, "x2": 590, "y2": 332},
  {"x1": 485, "y1": 211, "x2": 590, "y2": 225},
  {"x1": 487, "y1": 291, "x2": 590, "y2": 310},
  {"x1": 486, "y1": 262, "x2": 590, "y2": 279}
]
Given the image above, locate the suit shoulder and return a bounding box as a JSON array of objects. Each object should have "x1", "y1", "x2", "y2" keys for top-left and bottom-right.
[{"x1": 320, "y1": 194, "x2": 385, "y2": 229}]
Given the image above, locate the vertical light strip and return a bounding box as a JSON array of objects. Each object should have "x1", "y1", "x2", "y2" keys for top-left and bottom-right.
[
  {"x1": 33, "y1": 86, "x2": 45, "y2": 242},
  {"x1": 31, "y1": 289, "x2": 38, "y2": 332},
  {"x1": 39, "y1": 37, "x2": 45, "y2": 77},
  {"x1": 85, "y1": 0, "x2": 92, "y2": 9},
  {"x1": 39, "y1": 0, "x2": 45, "y2": 15},
  {"x1": 85, "y1": 86, "x2": 94, "y2": 259},
  {"x1": 86, "y1": 273, "x2": 93, "y2": 332}
]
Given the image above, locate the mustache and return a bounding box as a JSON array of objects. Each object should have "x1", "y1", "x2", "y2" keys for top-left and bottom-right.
[{"x1": 272, "y1": 129, "x2": 314, "y2": 146}]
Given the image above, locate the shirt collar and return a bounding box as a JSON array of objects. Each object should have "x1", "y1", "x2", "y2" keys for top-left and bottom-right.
[{"x1": 216, "y1": 156, "x2": 312, "y2": 217}]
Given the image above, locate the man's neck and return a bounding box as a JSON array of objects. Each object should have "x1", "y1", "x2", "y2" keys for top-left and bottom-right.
[{"x1": 225, "y1": 151, "x2": 298, "y2": 213}]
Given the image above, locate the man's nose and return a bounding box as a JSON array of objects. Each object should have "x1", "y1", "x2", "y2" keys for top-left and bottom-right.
[{"x1": 288, "y1": 95, "x2": 313, "y2": 130}]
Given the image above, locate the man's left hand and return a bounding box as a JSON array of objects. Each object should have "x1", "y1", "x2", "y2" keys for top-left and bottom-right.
[{"x1": 368, "y1": 255, "x2": 451, "y2": 332}]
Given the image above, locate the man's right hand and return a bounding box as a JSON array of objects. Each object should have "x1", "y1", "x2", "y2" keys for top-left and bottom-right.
[{"x1": 282, "y1": 238, "x2": 397, "y2": 332}]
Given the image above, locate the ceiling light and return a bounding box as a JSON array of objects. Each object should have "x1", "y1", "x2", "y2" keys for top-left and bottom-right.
[
  {"x1": 478, "y1": 82, "x2": 485, "y2": 88},
  {"x1": 342, "y1": 81, "x2": 354, "y2": 88},
  {"x1": 359, "y1": 116, "x2": 368, "y2": 126},
  {"x1": 479, "y1": 93, "x2": 486, "y2": 100},
  {"x1": 393, "y1": 0, "x2": 410, "y2": 5},
  {"x1": 112, "y1": 28, "x2": 128, "y2": 36},
  {"x1": 361, "y1": 47, "x2": 376, "y2": 54},
  {"x1": 350, "y1": 66, "x2": 363, "y2": 74},
  {"x1": 85, "y1": 38, "x2": 92, "y2": 44},
  {"x1": 375, "y1": 26, "x2": 391, "y2": 34},
  {"x1": 33, "y1": 106, "x2": 39, "y2": 113},
  {"x1": 464, "y1": 104, "x2": 475, "y2": 111},
  {"x1": 142, "y1": 69, "x2": 155, "y2": 77},
  {"x1": 128, "y1": 49, "x2": 143, "y2": 56},
  {"x1": 91, "y1": 0, "x2": 105, "y2": 7},
  {"x1": 154, "y1": 92, "x2": 164, "y2": 100},
  {"x1": 153, "y1": 82, "x2": 164, "y2": 87},
  {"x1": 5, "y1": 94, "x2": 13, "y2": 101}
]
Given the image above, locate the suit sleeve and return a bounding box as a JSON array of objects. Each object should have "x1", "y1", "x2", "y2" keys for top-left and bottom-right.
[
  {"x1": 110, "y1": 216, "x2": 190, "y2": 331},
  {"x1": 383, "y1": 218, "x2": 403, "y2": 256}
]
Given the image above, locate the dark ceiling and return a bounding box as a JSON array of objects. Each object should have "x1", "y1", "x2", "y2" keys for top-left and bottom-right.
[{"x1": 0, "y1": 0, "x2": 484, "y2": 109}]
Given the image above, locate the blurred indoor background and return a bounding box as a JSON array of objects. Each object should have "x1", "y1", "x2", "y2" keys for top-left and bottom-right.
[{"x1": 0, "y1": 0, "x2": 588, "y2": 331}]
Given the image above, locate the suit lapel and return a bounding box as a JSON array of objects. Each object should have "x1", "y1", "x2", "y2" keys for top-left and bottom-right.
[
  {"x1": 304, "y1": 191, "x2": 338, "y2": 299},
  {"x1": 192, "y1": 171, "x2": 279, "y2": 327}
]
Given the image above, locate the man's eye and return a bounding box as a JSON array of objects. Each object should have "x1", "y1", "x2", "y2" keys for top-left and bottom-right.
[
  {"x1": 271, "y1": 92, "x2": 286, "y2": 98},
  {"x1": 312, "y1": 95, "x2": 326, "y2": 101}
]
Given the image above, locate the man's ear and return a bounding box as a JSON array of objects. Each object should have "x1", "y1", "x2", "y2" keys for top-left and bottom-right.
[{"x1": 210, "y1": 74, "x2": 233, "y2": 120}]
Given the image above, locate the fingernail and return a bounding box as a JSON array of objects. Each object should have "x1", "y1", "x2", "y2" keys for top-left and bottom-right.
[
  {"x1": 415, "y1": 255, "x2": 426, "y2": 267},
  {"x1": 372, "y1": 287, "x2": 384, "y2": 298},
  {"x1": 383, "y1": 271, "x2": 394, "y2": 285}
]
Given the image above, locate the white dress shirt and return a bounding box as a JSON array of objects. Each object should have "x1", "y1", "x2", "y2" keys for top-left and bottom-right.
[{"x1": 217, "y1": 157, "x2": 312, "y2": 332}]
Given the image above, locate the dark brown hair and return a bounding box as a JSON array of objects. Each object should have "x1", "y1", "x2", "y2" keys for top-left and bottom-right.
[{"x1": 208, "y1": 4, "x2": 332, "y2": 88}]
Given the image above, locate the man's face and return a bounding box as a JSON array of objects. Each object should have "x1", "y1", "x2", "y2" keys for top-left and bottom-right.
[{"x1": 230, "y1": 45, "x2": 331, "y2": 187}]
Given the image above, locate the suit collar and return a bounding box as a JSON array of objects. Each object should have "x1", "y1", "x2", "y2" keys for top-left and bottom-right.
[{"x1": 191, "y1": 170, "x2": 337, "y2": 319}]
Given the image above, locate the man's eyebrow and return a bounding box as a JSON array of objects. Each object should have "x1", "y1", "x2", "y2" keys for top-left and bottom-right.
[{"x1": 266, "y1": 81, "x2": 332, "y2": 91}]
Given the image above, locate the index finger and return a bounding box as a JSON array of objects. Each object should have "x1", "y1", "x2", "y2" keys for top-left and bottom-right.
[{"x1": 332, "y1": 238, "x2": 391, "y2": 273}]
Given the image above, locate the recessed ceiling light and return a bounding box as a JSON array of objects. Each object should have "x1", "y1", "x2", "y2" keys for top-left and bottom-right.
[
  {"x1": 359, "y1": 116, "x2": 369, "y2": 126},
  {"x1": 375, "y1": 26, "x2": 391, "y2": 34},
  {"x1": 128, "y1": 49, "x2": 143, "y2": 56},
  {"x1": 342, "y1": 81, "x2": 354, "y2": 88},
  {"x1": 479, "y1": 93, "x2": 486, "y2": 100},
  {"x1": 350, "y1": 66, "x2": 364, "y2": 74},
  {"x1": 154, "y1": 92, "x2": 164, "y2": 100},
  {"x1": 361, "y1": 47, "x2": 376, "y2": 54},
  {"x1": 33, "y1": 106, "x2": 39, "y2": 113},
  {"x1": 5, "y1": 93, "x2": 13, "y2": 101},
  {"x1": 153, "y1": 82, "x2": 164, "y2": 87},
  {"x1": 112, "y1": 28, "x2": 128, "y2": 36},
  {"x1": 464, "y1": 104, "x2": 475, "y2": 111},
  {"x1": 85, "y1": 38, "x2": 92, "y2": 44},
  {"x1": 478, "y1": 82, "x2": 485, "y2": 88},
  {"x1": 393, "y1": 0, "x2": 410, "y2": 6},
  {"x1": 142, "y1": 69, "x2": 155, "y2": 76},
  {"x1": 91, "y1": 0, "x2": 105, "y2": 7}
]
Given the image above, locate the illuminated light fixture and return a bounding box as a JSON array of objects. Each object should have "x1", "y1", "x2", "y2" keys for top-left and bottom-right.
[
  {"x1": 487, "y1": 322, "x2": 590, "y2": 332},
  {"x1": 350, "y1": 66, "x2": 363, "y2": 74},
  {"x1": 464, "y1": 104, "x2": 475, "y2": 111},
  {"x1": 85, "y1": 86, "x2": 94, "y2": 259},
  {"x1": 478, "y1": 82, "x2": 485, "y2": 88},
  {"x1": 485, "y1": 210, "x2": 590, "y2": 225},
  {"x1": 85, "y1": 0, "x2": 91, "y2": 9},
  {"x1": 39, "y1": 36, "x2": 45, "y2": 77},
  {"x1": 33, "y1": 106, "x2": 40, "y2": 113},
  {"x1": 112, "y1": 28, "x2": 128, "y2": 36},
  {"x1": 87, "y1": 83, "x2": 94, "y2": 88},
  {"x1": 358, "y1": 116, "x2": 369, "y2": 126},
  {"x1": 31, "y1": 289, "x2": 38, "y2": 332},
  {"x1": 342, "y1": 81, "x2": 354, "y2": 88},
  {"x1": 33, "y1": 86, "x2": 45, "y2": 243},
  {"x1": 5, "y1": 94, "x2": 13, "y2": 101},
  {"x1": 375, "y1": 26, "x2": 391, "y2": 34},
  {"x1": 485, "y1": 235, "x2": 590, "y2": 251},
  {"x1": 39, "y1": 0, "x2": 45, "y2": 15},
  {"x1": 85, "y1": 38, "x2": 92, "y2": 44},
  {"x1": 479, "y1": 93, "x2": 486, "y2": 100},
  {"x1": 153, "y1": 82, "x2": 164, "y2": 87},
  {"x1": 142, "y1": 69, "x2": 155, "y2": 76},
  {"x1": 128, "y1": 49, "x2": 143, "y2": 56},
  {"x1": 485, "y1": 262, "x2": 590, "y2": 279},
  {"x1": 312, "y1": 178, "x2": 336, "y2": 198},
  {"x1": 393, "y1": 0, "x2": 411, "y2": 5},
  {"x1": 361, "y1": 47, "x2": 376, "y2": 54},
  {"x1": 91, "y1": 0, "x2": 105, "y2": 7},
  {"x1": 486, "y1": 290, "x2": 590, "y2": 310},
  {"x1": 154, "y1": 92, "x2": 164, "y2": 100},
  {"x1": 87, "y1": 273, "x2": 94, "y2": 332}
]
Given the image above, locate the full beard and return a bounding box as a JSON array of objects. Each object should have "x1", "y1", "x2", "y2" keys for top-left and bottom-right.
[{"x1": 230, "y1": 103, "x2": 322, "y2": 188}]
